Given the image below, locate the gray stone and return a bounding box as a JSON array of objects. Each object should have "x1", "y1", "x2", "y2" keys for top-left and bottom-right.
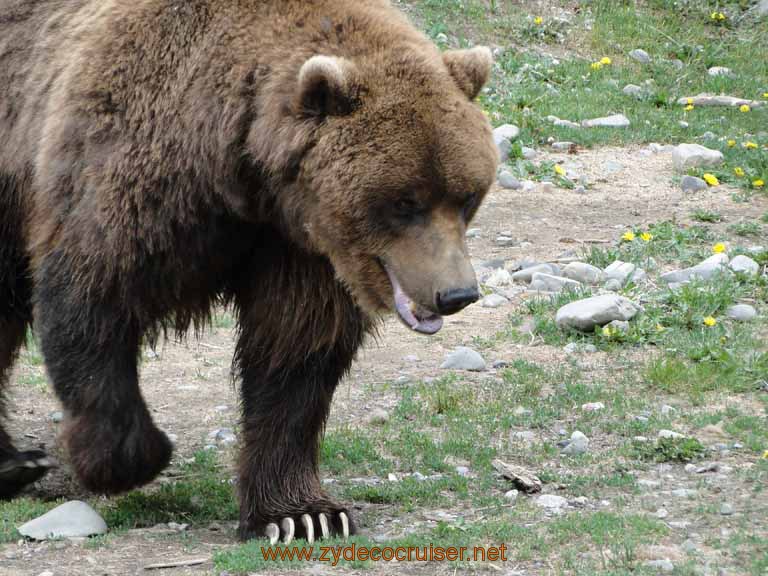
[
  {"x1": 729, "y1": 255, "x2": 759, "y2": 275},
  {"x1": 551, "y1": 141, "x2": 575, "y2": 151},
  {"x1": 759, "y1": 0, "x2": 768, "y2": 16},
  {"x1": 51, "y1": 411, "x2": 64, "y2": 423},
  {"x1": 720, "y1": 503, "x2": 735, "y2": 516},
  {"x1": 548, "y1": 116, "x2": 581, "y2": 129},
  {"x1": 535, "y1": 494, "x2": 568, "y2": 509},
  {"x1": 456, "y1": 466, "x2": 471, "y2": 477},
  {"x1": 530, "y1": 273, "x2": 581, "y2": 293},
  {"x1": 604, "y1": 261, "x2": 638, "y2": 285},
  {"x1": 660, "y1": 253, "x2": 729, "y2": 284},
  {"x1": 480, "y1": 293, "x2": 509, "y2": 308},
  {"x1": 670, "y1": 59, "x2": 684, "y2": 70},
  {"x1": 644, "y1": 559, "x2": 674, "y2": 573},
  {"x1": 726, "y1": 304, "x2": 757, "y2": 322},
  {"x1": 708, "y1": 66, "x2": 733, "y2": 77},
  {"x1": 485, "y1": 269, "x2": 513, "y2": 288},
  {"x1": 441, "y1": 347, "x2": 486, "y2": 371},
  {"x1": 672, "y1": 144, "x2": 724, "y2": 173},
  {"x1": 498, "y1": 171, "x2": 522, "y2": 190},
  {"x1": 604, "y1": 278, "x2": 622, "y2": 292},
  {"x1": 658, "y1": 429, "x2": 685, "y2": 439},
  {"x1": 581, "y1": 114, "x2": 631, "y2": 128},
  {"x1": 679, "y1": 121, "x2": 689, "y2": 128},
  {"x1": 466, "y1": 228, "x2": 481, "y2": 239},
  {"x1": 681, "y1": 175, "x2": 708, "y2": 192},
  {"x1": 511, "y1": 263, "x2": 559, "y2": 284},
  {"x1": 582, "y1": 402, "x2": 605, "y2": 412},
  {"x1": 605, "y1": 319, "x2": 630, "y2": 335},
  {"x1": 702, "y1": 131, "x2": 717, "y2": 140},
  {"x1": 603, "y1": 160, "x2": 624, "y2": 174},
  {"x1": 493, "y1": 124, "x2": 520, "y2": 159},
  {"x1": 629, "y1": 48, "x2": 651, "y2": 64},
  {"x1": 676, "y1": 94, "x2": 764, "y2": 108},
  {"x1": 574, "y1": 185, "x2": 586, "y2": 194},
  {"x1": 564, "y1": 342, "x2": 598, "y2": 355},
  {"x1": 622, "y1": 84, "x2": 644, "y2": 98},
  {"x1": 19, "y1": 501, "x2": 107, "y2": 540},
  {"x1": 511, "y1": 431, "x2": 536, "y2": 443},
  {"x1": 672, "y1": 488, "x2": 698, "y2": 498},
  {"x1": 208, "y1": 428, "x2": 237, "y2": 445},
  {"x1": 556, "y1": 294, "x2": 640, "y2": 332},
  {"x1": 504, "y1": 489, "x2": 519, "y2": 502},
  {"x1": 521, "y1": 146, "x2": 537, "y2": 160},
  {"x1": 495, "y1": 235, "x2": 518, "y2": 247},
  {"x1": 561, "y1": 431, "x2": 589, "y2": 455}
]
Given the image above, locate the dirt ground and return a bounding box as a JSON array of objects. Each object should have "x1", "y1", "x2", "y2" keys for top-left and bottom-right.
[{"x1": 2, "y1": 145, "x2": 767, "y2": 576}]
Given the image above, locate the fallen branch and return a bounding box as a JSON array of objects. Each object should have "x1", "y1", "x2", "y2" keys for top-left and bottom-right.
[{"x1": 144, "y1": 557, "x2": 210, "y2": 571}]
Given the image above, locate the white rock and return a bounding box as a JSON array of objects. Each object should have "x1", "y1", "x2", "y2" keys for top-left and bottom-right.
[
  {"x1": 729, "y1": 255, "x2": 759, "y2": 275},
  {"x1": 551, "y1": 141, "x2": 575, "y2": 151},
  {"x1": 582, "y1": 402, "x2": 605, "y2": 412},
  {"x1": 660, "y1": 253, "x2": 729, "y2": 284},
  {"x1": 511, "y1": 263, "x2": 559, "y2": 284},
  {"x1": 480, "y1": 293, "x2": 509, "y2": 308},
  {"x1": 672, "y1": 488, "x2": 698, "y2": 498},
  {"x1": 672, "y1": 144, "x2": 724, "y2": 172},
  {"x1": 726, "y1": 304, "x2": 757, "y2": 322},
  {"x1": 493, "y1": 124, "x2": 520, "y2": 159},
  {"x1": 658, "y1": 429, "x2": 685, "y2": 439},
  {"x1": 629, "y1": 48, "x2": 651, "y2": 64},
  {"x1": 556, "y1": 294, "x2": 640, "y2": 332},
  {"x1": 708, "y1": 66, "x2": 733, "y2": 77},
  {"x1": 441, "y1": 347, "x2": 486, "y2": 371},
  {"x1": 679, "y1": 121, "x2": 689, "y2": 128},
  {"x1": 466, "y1": 228, "x2": 481, "y2": 239},
  {"x1": 581, "y1": 114, "x2": 631, "y2": 128},
  {"x1": 18, "y1": 501, "x2": 107, "y2": 540},
  {"x1": 759, "y1": 0, "x2": 768, "y2": 16},
  {"x1": 485, "y1": 269, "x2": 513, "y2": 288},
  {"x1": 562, "y1": 431, "x2": 590, "y2": 455},
  {"x1": 535, "y1": 494, "x2": 568, "y2": 509},
  {"x1": 208, "y1": 428, "x2": 237, "y2": 445},
  {"x1": 521, "y1": 146, "x2": 537, "y2": 159},
  {"x1": 530, "y1": 273, "x2": 581, "y2": 293},
  {"x1": 604, "y1": 278, "x2": 622, "y2": 292}
]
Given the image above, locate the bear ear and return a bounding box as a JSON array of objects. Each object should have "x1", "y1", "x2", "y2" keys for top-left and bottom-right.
[
  {"x1": 442, "y1": 46, "x2": 493, "y2": 100},
  {"x1": 295, "y1": 55, "x2": 358, "y2": 118}
]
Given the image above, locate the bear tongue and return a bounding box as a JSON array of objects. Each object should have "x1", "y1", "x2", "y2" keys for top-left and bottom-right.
[{"x1": 384, "y1": 265, "x2": 444, "y2": 335}]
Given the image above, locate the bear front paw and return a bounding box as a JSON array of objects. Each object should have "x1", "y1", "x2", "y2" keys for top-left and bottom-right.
[
  {"x1": 238, "y1": 501, "x2": 355, "y2": 543},
  {"x1": 65, "y1": 410, "x2": 172, "y2": 495}
]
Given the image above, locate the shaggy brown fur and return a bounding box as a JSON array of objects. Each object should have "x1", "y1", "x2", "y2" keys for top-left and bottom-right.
[{"x1": 0, "y1": 0, "x2": 497, "y2": 538}]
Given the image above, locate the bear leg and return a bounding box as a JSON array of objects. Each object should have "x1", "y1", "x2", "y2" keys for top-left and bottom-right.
[
  {"x1": 0, "y1": 315, "x2": 53, "y2": 499},
  {"x1": 236, "y1": 344, "x2": 360, "y2": 542},
  {"x1": 35, "y1": 256, "x2": 172, "y2": 495}
]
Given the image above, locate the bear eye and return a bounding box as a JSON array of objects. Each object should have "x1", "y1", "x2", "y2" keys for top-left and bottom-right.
[{"x1": 394, "y1": 197, "x2": 421, "y2": 216}]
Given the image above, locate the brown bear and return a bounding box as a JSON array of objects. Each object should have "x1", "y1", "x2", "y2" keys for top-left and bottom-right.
[{"x1": 0, "y1": 0, "x2": 498, "y2": 542}]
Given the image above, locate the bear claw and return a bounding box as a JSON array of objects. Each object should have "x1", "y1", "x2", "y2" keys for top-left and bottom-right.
[
  {"x1": 264, "y1": 512, "x2": 350, "y2": 545},
  {"x1": 0, "y1": 450, "x2": 57, "y2": 500}
]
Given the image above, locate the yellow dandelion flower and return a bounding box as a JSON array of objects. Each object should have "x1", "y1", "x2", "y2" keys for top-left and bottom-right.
[
  {"x1": 739, "y1": 104, "x2": 750, "y2": 113},
  {"x1": 684, "y1": 104, "x2": 694, "y2": 111},
  {"x1": 602, "y1": 325, "x2": 614, "y2": 337},
  {"x1": 744, "y1": 141, "x2": 758, "y2": 149},
  {"x1": 686, "y1": 98, "x2": 694, "y2": 105},
  {"x1": 763, "y1": 93, "x2": 768, "y2": 99},
  {"x1": 703, "y1": 316, "x2": 717, "y2": 327},
  {"x1": 763, "y1": 450, "x2": 768, "y2": 460},
  {"x1": 727, "y1": 140, "x2": 736, "y2": 147},
  {"x1": 655, "y1": 324, "x2": 666, "y2": 333},
  {"x1": 718, "y1": 12, "x2": 726, "y2": 21},
  {"x1": 554, "y1": 165, "x2": 566, "y2": 176},
  {"x1": 640, "y1": 232, "x2": 653, "y2": 242},
  {"x1": 710, "y1": 11, "x2": 718, "y2": 20},
  {"x1": 734, "y1": 167, "x2": 745, "y2": 177},
  {"x1": 712, "y1": 243, "x2": 727, "y2": 254},
  {"x1": 534, "y1": 16, "x2": 543, "y2": 25},
  {"x1": 590, "y1": 62, "x2": 603, "y2": 71},
  {"x1": 622, "y1": 231, "x2": 636, "y2": 242},
  {"x1": 600, "y1": 57, "x2": 612, "y2": 65},
  {"x1": 754, "y1": 179, "x2": 765, "y2": 188},
  {"x1": 703, "y1": 173, "x2": 719, "y2": 186}
]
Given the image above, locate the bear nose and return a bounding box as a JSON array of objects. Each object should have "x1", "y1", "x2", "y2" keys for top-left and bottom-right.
[{"x1": 436, "y1": 287, "x2": 480, "y2": 315}]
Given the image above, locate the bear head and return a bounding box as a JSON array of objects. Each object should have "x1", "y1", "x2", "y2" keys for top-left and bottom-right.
[{"x1": 266, "y1": 45, "x2": 498, "y2": 334}]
